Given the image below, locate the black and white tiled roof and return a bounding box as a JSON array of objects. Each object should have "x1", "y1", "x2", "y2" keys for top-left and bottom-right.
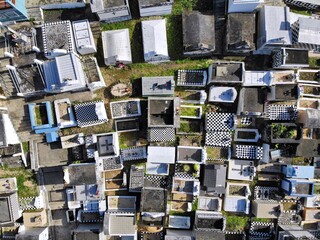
[
  {"x1": 206, "y1": 113, "x2": 233, "y2": 131},
  {"x1": 144, "y1": 175, "x2": 169, "y2": 188},
  {"x1": 250, "y1": 222, "x2": 274, "y2": 238},
  {"x1": 177, "y1": 69, "x2": 207, "y2": 87},
  {"x1": 102, "y1": 156, "x2": 123, "y2": 171},
  {"x1": 110, "y1": 100, "x2": 141, "y2": 119},
  {"x1": 42, "y1": 21, "x2": 73, "y2": 57},
  {"x1": 254, "y1": 186, "x2": 280, "y2": 201},
  {"x1": 121, "y1": 146, "x2": 147, "y2": 161},
  {"x1": 140, "y1": 231, "x2": 164, "y2": 240},
  {"x1": 85, "y1": 135, "x2": 95, "y2": 159},
  {"x1": 129, "y1": 166, "x2": 144, "y2": 192},
  {"x1": 240, "y1": 117, "x2": 252, "y2": 126},
  {"x1": 235, "y1": 145, "x2": 263, "y2": 160},
  {"x1": 267, "y1": 104, "x2": 297, "y2": 121},
  {"x1": 148, "y1": 127, "x2": 175, "y2": 142},
  {"x1": 74, "y1": 101, "x2": 108, "y2": 128},
  {"x1": 205, "y1": 131, "x2": 231, "y2": 147}
]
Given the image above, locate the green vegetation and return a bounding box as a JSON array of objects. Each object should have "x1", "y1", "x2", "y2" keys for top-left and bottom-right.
[
  {"x1": 291, "y1": 8, "x2": 311, "y2": 16},
  {"x1": 272, "y1": 124, "x2": 297, "y2": 139},
  {"x1": 226, "y1": 215, "x2": 250, "y2": 231},
  {"x1": 178, "y1": 163, "x2": 198, "y2": 176},
  {"x1": 183, "y1": 164, "x2": 191, "y2": 172},
  {"x1": 34, "y1": 105, "x2": 42, "y2": 126},
  {"x1": 299, "y1": 71, "x2": 318, "y2": 81},
  {"x1": 314, "y1": 185, "x2": 320, "y2": 194},
  {"x1": 22, "y1": 142, "x2": 29, "y2": 153},
  {"x1": 62, "y1": 122, "x2": 113, "y2": 136},
  {"x1": 192, "y1": 197, "x2": 198, "y2": 211},
  {"x1": 282, "y1": 202, "x2": 297, "y2": 211},
  {"x1": 193, "y1": 164, "x2": 199, "y2": 171},
  {"x1": 172, "y1": 0, "x2": 197, "y2": 14},
  {"x1": 180, "y1": 106, "x2": 199, "y2": 117},
  {"x1": 118, "y1": 132, "x2": 143, "y2": 149},
  {"x1": 206, "y1": 147, "x2": 228, "y2": 160},
  {"x1": 253, "y1": 218, "x2": 272, "y2": 223},
  {"x1": 0, "y1": 167, "x2": 38, "y2": 197},
  {"x1": 309, "y1": 57, "x2": 320, "y2": 68},
  {"x1": 177, "y1": 120, "x2": 201, "y2": 134}
]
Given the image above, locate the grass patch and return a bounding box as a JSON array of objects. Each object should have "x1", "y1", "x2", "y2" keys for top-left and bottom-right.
[
  {"x1": 299, "y1": 71, "x2": 318, "y2": 81},
  {"x1": 291, "y1": 8, "x2": 311, "y2": 16},
  {"x1": 0, "y1": 167, "x2": 38, "y2": 197},
  {"x1": 172, "y1": 0, "x2": 197, "y2": 15},
  {"x1": 118, "y1": 131, "x2": 140, "y2": 149},
  {"x1": 180, "y1": 106, "x2": 200, "y2": 117},
  {"x1": 177, "y1": 120, "x2": 201, "y2": 134},
  {"x1": 61, "y1": 122, "x2": 113, "y2": 136},
  {"x1": 226, "y1": 215, "x2": 249, "y2": 231},
  {"x1": 206, "y1": 147, "x2": 228, "y2": 160},
  {"x1": 34, "y1": 105, "x2": 42, "y2": 126},
  {"x1": 282, "y1": 202, "x2": 297, "y2": 211},
  {"x1": 309, "y1": 57, "x2": 320, "y2": 68},
  {"x1": 253, "y1": 218, "x2": 272, "y2": 223},
  {"x1": 22, "y1": 142, "x2": 29, "y2": 153}
]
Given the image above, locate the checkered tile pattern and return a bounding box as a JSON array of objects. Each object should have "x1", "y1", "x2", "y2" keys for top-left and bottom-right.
[
  {"x1": 144, "y1": 175, "x2": 169, "y2": 188},
  {"x1": 148, "y1": 128, "x2": 175, "y2": 142},
  {"x1": 205, "y1": 131, "x2": 231, "y2": 147},
  {"x1": 42, "y1": 21, "x2": 73, "y2": 57},
  {"x1": 250, "y1": 222, "x2": 274, "y2": 238},
  {"x1": 121, "y1": 146, "x2": 147, "y2": 161},
  {"x1": 74, "y1": 101, "x2": 108, "y2": 128},
  {"x1": 103, "y1": 156, "x2": 122, "y2": 171},
  {"x1": 177, "y1": 70, "x2": 206, "y2": 86},
  {"x1": 85, "y1": 135, "x2": 95, "y2": 159},
  {"x1": 110, "y1": 100, "x2": 140, "y2": 119},
  {"x1": 241, "y1": 117, "x2": 252, "y2": 125},
  {"x1": 10, "y1": 192, "x2": 20, "y2": 221},
  {"x1": 141, "y1": 232, "x2": 164, "y2": 240},
  {"x1": 235, "y1": 145, "x2": 263, "y2": 160},
  {"x1": 206, "y1": 113, "x2": 233, "y2": 131},
  {"x1": 267, "y1": 105, "x2": 297, "y2": 121},
  {"x1": 254, "y1": 186, "x2": 279, "y2": 200}
]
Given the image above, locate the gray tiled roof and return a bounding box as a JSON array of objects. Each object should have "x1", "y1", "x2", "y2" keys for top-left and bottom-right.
[{"x1": 183, "y1": 11, "x2": 215, "y2": 53}]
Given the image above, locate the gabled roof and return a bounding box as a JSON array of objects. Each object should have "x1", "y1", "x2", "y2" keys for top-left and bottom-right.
[
  {"x1": 43, "y1": 53, "x2": 86, "y2": 93},
  {"x1": 203, "y1": 164, "x2": 226, "y2": 192},
  {"x1": 63, "y1": 163, "x2": 97, "y2": 185},
  {"x1": 226, "y1": 13, "x2": 255, "y2": 52},
  {"x1": 141, "y1": 188, "x2": 167, "y2": 213},
  {"x1": 182, "y1": 11, "x2": 215, "y2": 53},
  {"x1": 102, "y1": 29, "x2": 132, "y2": 65},
  {"x1": 297, "y1": 17, "x2": 320, "y2": 45},
  {"x1": 147, "y1": 146, "x2": 176, "y2": 164},
  {"x1": 258, "y1": 6, "x2": 292, "y2": 47},
  {"x1": 142, "y1": 19, "x2": 169, "y2": 61}
]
